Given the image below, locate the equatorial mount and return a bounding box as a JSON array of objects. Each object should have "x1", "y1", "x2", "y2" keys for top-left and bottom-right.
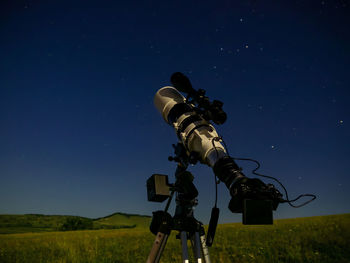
[{"x1": 146, "y1": 143, "x2": 212, "y2": 263}]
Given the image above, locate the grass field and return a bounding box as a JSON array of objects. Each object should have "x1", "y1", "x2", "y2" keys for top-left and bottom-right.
[
  {"x1": 0, "y1": 214, "x2": 349, "y2": 263},
  {"x1": 0, "y1": 213, "x2": 151, "y2": 234}
]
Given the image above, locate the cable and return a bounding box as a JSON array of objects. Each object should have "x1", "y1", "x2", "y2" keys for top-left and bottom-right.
[
  {"x1": 214, "y1": 172, "x2": 218, "y2": 208},
  {"x1": 215, "y1": 136, "x2": 316, "y2": 208},
  {"x1": 211, "y1": 137, "x2": 222, "y2": 208},
  {"x1": 233, "y1": 157, "x2": 316, "y2": 208},
  {"x1": 211, "y1": 136, "x2": 230, "y2": 157},
  {"x1": 211, "y1": 137, "x2": 220, "y2": 158}
]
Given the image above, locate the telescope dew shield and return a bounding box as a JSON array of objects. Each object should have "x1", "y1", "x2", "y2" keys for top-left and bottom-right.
[
  {"x1": 154, "y1": 86, "x2": 227, "y2": 166},
  {"x1": 154, "y1": 87, "x2": 187, "y2": 124}
]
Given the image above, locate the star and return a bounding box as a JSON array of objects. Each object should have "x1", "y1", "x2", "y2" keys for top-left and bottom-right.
[
  {"x1": 271, "y1": 145, "x2": 275, "y2": 149},
  {"x1": 245, "y1": 45, "x2": 249, "y2": 49},
  {"x1": 240, "y1": 18, "x2": 243, "y2": 22},
  {"x1": 339, "y1": 120, "x2": 344, "y2": 124}
]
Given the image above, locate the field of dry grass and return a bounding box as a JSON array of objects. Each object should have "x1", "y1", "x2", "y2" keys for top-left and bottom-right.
[{"x1": 0, "y1": 214, "x2": 349, "y2": 262}]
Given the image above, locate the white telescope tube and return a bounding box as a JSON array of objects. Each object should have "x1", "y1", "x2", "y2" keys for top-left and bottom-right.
[
  {"x1": 154, "y1": 86, "x2": 227, "y2": 167},
  {"x1": 154, "y1": 86, "x2": 186, "y2": 124}
]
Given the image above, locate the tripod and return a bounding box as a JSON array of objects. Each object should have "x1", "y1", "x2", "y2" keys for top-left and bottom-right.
[{"x1": 146, "y1": 164, "x2": 211, "y2": 263}]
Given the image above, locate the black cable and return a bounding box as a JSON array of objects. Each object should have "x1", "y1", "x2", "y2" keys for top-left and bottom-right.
[
  {"x1": 215, "y1": 136, "x2": 316, "y2": 208},
  {"x1": 233, "y1": 157, "x2": 316, "y2": 208},
  {"x1": 211, "y1": 136, "x2": 230, "y2": 157},
  {"x1": 214, "y1": 172, "x2": 218, "y2": 208},
  {"x1": 220, "y1": 138, "x2": 230, "y2": 157},
  {"x1": 211, "y1": 137, "x2": 222, "y2": 208},
  {"x1": 211, "y1": 137, "x2": 220, "y2": 158}
]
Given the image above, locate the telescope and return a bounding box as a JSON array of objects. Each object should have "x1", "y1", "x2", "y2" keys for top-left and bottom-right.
[
  {"x1": 153, "y1": 72, "x2": 282, "y2": 222},
  {"x1": 146, "y1": 72, "x2": 315, "y2": 262}
]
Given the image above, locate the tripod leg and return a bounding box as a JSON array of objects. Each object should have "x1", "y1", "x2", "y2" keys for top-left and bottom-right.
[
  {"x1": 190, "y1": 232, "x2": 203, "y2": 263},
  {"x1": 146, "y1": 232, "x2": 169, "y2": 263},
  {"x1": 199, "y1": 227, "x2": 211, "y2": 263},
  {"x1": 180, "y1": 231, "x2": 190, "y2": 263}
]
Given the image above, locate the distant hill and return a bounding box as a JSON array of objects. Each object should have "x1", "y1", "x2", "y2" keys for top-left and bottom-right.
[
  {"x1": 94, "y1": 212, "x2": 151, "y2": 229},
  {"x1": 0, "y1": 212, "x2": 151, "y2": 234}
]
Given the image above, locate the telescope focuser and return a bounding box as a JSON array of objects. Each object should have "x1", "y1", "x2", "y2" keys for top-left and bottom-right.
[{"x1": 213, "y1": 156, "x2": 283, "y2": 224}]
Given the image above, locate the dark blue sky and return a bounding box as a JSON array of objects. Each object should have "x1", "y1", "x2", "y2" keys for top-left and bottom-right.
[{"x1": 0, "y1": 0, "x2": 349, "y2": 223}]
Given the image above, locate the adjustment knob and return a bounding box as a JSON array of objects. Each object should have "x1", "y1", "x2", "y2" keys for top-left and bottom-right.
[
  {"x1": 189, "y1": 151, "x2": 199, "y2": 165},
  {"x1": 168, "y1": 156, "x2": 180, "y2": 162}
]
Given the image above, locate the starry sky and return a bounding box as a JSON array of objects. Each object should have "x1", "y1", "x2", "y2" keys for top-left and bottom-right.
[{"x1": 0, "y1": 0, "x2": 349, "y2": 223}]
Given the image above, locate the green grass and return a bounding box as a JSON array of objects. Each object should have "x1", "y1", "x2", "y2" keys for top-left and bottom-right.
[
  {"x1": 0, "y1": 214, "x2": 349, "y2": 262},
  {"x1": 0, "y1": 214, "x2": 83, "y2": 234},
  {"x1": 0, "y1": 213, "x2": 151, "y2": 234}
]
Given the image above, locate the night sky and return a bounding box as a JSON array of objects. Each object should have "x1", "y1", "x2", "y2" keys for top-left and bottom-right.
[{"x1": 1, "y1": 0, "x2": 349, "y2": 223}]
